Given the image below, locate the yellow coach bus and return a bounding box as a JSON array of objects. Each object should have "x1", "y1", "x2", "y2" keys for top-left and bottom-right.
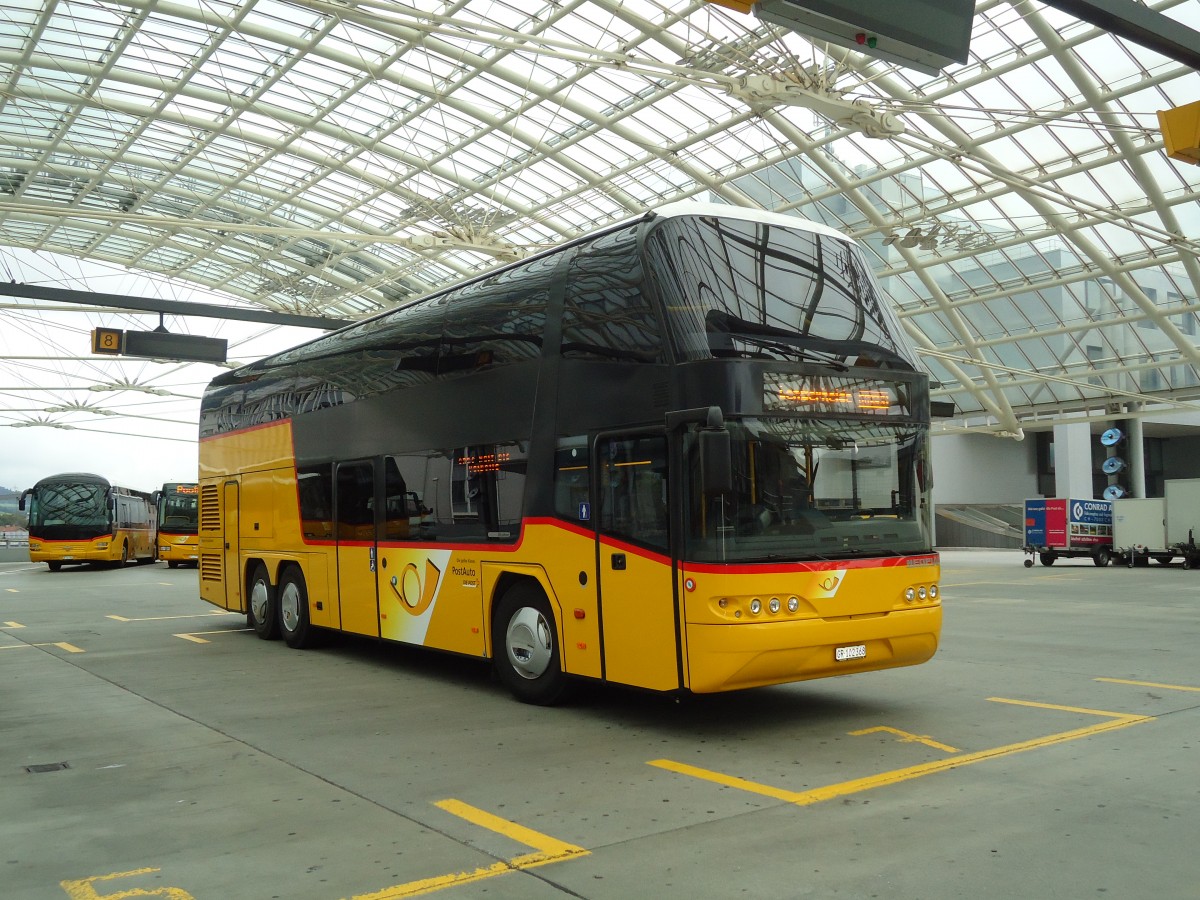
[
  {"x1": 20, "y1": 472, "x2": 157, "y2": 570},
  {"x1": 154, "y1": 482, "x2": 199, "y2": 568},
  {"x1": 198, "y1": 202, "x2": 941, "y2": 704}
]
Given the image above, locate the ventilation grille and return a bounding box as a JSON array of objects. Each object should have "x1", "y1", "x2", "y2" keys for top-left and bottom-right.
[
  {"x1": 200, "y1": 553, "x2": 223, "y2": 582},
  {"x1": 199, "y1": 484, "x2": 221, "y2": 531}
]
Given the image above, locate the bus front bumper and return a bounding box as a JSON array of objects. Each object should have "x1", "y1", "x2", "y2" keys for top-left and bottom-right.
[{"x1": 685, "y1": 606, "x2": 941, "y2": 693}]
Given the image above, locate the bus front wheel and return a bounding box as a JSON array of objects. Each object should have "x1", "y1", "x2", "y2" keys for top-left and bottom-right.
[
  {"x1": 492, "y1": 583, "x2": 569, "y2": 706},
  {"x1": 279, "y1": 566, "x2": 320, "y2": 649},
  {"x1": 48, "y1": 561, "x2": 62, "y2": 572},
  {"x1": 248, "y1": 563, "x2": 280, "y2": 640}
]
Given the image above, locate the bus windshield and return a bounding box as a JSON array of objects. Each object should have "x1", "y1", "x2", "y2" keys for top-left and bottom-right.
[
  {"x1": 686, "y1": 417, "x2": 930, "y2": 563},
  {"x1": 159, "y1": 489, "x2": 199, "y2": 533},
  {"x1": 28, "y1": 482, "x2": 111, "y2": 540},
  {"x1": 646, "y1": 214, "x2": 919, "y2": 369}
]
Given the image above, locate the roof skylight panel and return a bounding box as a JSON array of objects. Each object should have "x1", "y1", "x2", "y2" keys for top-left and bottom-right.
[{"x1": 494, "y1": 158, "x2": 585, "y2": 207}]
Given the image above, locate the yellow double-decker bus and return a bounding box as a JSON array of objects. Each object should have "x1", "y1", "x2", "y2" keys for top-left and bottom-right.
[
  {"x1": 20, "y1": 473, "x2": 157, "y2": 570},
  {"x1": 154, "y1": 482, "x2": 199, "y2": 568},
  {"x1": 198, "y1": 202, "x2": 941, "y2": 704}
]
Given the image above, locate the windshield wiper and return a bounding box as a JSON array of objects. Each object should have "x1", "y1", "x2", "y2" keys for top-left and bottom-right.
[
  {"x1": 711, "y1": 334, "x2": 847, "y2": 370},
  {"x1": 705, "y1": 310, "x2": 915, "y2": 371}
]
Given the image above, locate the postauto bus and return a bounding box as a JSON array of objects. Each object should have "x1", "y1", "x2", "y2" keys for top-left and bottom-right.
[
  {"x1": 196, "y1": 202, "x2": 941, "y2": 703},
  {"x1": 21, "y1": 472, "x2": 156, "y2": 570}
]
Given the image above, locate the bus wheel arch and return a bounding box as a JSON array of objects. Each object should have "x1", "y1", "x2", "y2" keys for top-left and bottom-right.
[
  {"x1": 278, "y1": 563, "x2": 321, "y2": 649},
  {"x1": 491, "y1": 578, "x2": 570, "y2": 706},
  {"x1": 247, "y1": 560, "x2": 280, "y2": 640}
]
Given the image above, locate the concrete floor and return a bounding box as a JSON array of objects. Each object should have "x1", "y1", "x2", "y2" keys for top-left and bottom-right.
[{"x1": 2, "y1": 548, "x2": 1196, "y2": 900}]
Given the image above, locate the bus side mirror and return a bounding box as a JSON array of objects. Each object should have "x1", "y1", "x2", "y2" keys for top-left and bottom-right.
[
  {"x1": 18, "y1": 490, "x2": 29, "y2": 512},
  {"x1": 700, "y1": 428, "x2": 732, "y2": 497}
]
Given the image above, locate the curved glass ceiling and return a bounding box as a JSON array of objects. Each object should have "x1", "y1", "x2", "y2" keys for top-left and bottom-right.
[{"x1": 1, "y1": 0, "x2": 1199, "y2": 447}]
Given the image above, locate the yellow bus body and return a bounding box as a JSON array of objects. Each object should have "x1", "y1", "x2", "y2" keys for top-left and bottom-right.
[
  {"x1": 157, "y1": 533, "x2": 200, "y2": 566},
  {"x1": 199, "y1": 421, "x2": 940, "y2": 693},
  {"x1": 29, "y1": 526, "x2": 155, "y2": 566}
]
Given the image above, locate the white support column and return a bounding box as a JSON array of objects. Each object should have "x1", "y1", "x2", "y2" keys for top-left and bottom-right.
[
  {"x1": 1054, "y1": 422, "x2": 1094, "y2": 498},
  {"x1": 1127, "y1": 415, "x2": 1146, "y2": 498}
]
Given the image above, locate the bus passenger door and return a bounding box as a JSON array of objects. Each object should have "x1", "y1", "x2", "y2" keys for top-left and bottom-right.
[
  {"x1": 222, "y1": 481, "x2": 242, "y2": 612},
  {"x1": 335, "y1": 460, "x2": 381, "y2": 636},
  {"x1": 595, "y1": 434, "x2": 681, "y2": 691}
]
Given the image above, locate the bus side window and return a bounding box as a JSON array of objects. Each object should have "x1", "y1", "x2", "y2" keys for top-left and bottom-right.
[
  {"x1": 335, "y1": 464, "x2": 375, "y2": 541},
  {"x1": 598, "y1": 436, "x2": 668, "y2": 550},
  {"x1": 387, "y1": 443, "x2": 526, "y2": 543},
  {"x1": 554, "y1": 439, "x2": 590, "y2": 523},
  {"x1": 298, "y1": 465, "x2": 333, "y2": 539}
]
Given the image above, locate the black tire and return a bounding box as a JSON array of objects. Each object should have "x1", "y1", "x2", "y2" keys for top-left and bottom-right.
[
  {"x1": 1184, "y1": 556, "x2": 1194, "y2": 571},
  {"x1": 492, "y1": 582, "x2": 570, "y2": 706},
  {"x1": 278, "y1": 565, "x2": 321, "y2": 649},
  {"x1": 1154, "y1": 555, "x2": 1173, "y2": 565},
  {"x1": 1093, "y1": 549, "x2": 1110, "y2": 567},
  {"x1": 167, "y1": 560, "x2": 179, "y2": 569},
  {"x1": 247, "y1": 563, "x2": 280, "y2": 640},
  {"x1": 1039, "y1": 552, "x2": 1056, "y2": 567},
  {"x1": 47, "y1": 561, "x2": 62, "y2": 572},
  {"x1": 1023, "y1": 558, "x2": 1034, "y2": 568}
]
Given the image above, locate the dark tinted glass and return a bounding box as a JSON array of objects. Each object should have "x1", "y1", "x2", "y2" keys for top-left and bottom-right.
[
  {"x1": 645, "y1": 215, "x2": 913, "y2": 367},
  {"x1": 562, "y1": 225, "x2": 663, "y2": 362}
]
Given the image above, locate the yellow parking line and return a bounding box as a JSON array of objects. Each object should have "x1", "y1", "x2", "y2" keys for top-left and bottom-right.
[
  {"x1": 4, "y1": 621, "x2": 24, "y2": 628},
  {"x1": 1096, "y1": 677, "x2": 1200, "y2": 693},
  {"x1": 650, "y1": 698, "x2": 1152, "y2": 807},
  {"x1": 849, "y1": 726, "x2": 959, "y2": 753},
  {"x1": 347, "y1": 800, "x2": 587, "y2": 899},
  {"x1": 173, "y1": 628, "x2": 252, "y2": 644},
  {"x1": 109, "y1": 612, "x2": 228, "y2": 622},
  {"x1": 0, "y1": 641, "x2": 84, "y2": 653}
]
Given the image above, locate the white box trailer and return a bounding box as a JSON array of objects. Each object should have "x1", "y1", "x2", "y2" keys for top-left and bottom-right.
[
  {"x1": 1165, "y1": 478, "x2": 1200, "y2": 568},
  {"x1": 1110, "y1": 497, "x2": 1173, "y2": 566}
]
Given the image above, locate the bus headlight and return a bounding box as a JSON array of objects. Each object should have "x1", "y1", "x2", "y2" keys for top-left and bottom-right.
[
  {"x1": 904, "y1": 587, "x2": 916, "y2": 602},
  {"x1": 787, "y1": 597, "x2": 799, "y2": 613},
  {"x1": 768, "y1": 598, "x2": 781, "y2": 614},
  {"x1": 918, "y1": 586, "x2": 927, "y2": 600},
  {"x1": 929, "y1": 585, "x2": 939, "y2": 599},
  {"x1": 96, "y1": 542, "x2": 109, "y2": 550},
  {"x1": 749, "y1": 599, "x2": 762, "y2": 615}
]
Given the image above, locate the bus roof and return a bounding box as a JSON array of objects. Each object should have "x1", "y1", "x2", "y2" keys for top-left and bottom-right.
[
  {"x1": 215, "y1": 202, "x2": 851, "y2": 381},
  {"x1": 32, "y1": 472, "x2": 109, "y2": 488},
  {"x1": 648, "y1": 200, "x2": 850, "y2": 242}
]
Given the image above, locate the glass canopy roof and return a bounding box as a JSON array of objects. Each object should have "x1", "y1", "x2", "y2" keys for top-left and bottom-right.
[{"x1": 1, "y1": 0, "x2": 1198, "y2": 450}]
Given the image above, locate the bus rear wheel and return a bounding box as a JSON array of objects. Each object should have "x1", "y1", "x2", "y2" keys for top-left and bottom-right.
[
  {"x1": 492, "y1": 583, "x2": 570, "y2": 706},
  {"x1": 247, "y1": 563, "x2": 280, "y2": 640},
  {"x1": 279, "y1": 566, "x2": 320, "y2": 649},
  {"x1": 48, "y1": 561, "x2": 62, "y2": 572}
]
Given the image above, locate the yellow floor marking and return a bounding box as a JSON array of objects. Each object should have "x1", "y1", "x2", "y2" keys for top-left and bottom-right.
[
  {"x1": 108, "y1": 612, "x2": 228, "y2": 622},
  {"x1": 1096, "y1": 677, "x2": 1200, "y2": 693},
  {"x1": 0, "y1": 642, "x2": 84, "y2": 653},
  {"x1": 174, "y1": 628, "x2": 252, "y2": 644},
  {"x1": 61, "y1": 866, "x2": 194, "y2": 899},
  {"x1": 650, "y1": 697, "x2": 1152, "y2": 807},
  {"x1": 347, "y1": 800, "x2": 587, "y2": 899},
  {"x1": 4, "y1": 621, "x2": 24, "y2": 628},
  {"x1": 849, "y1": 726, "x2": 959, "y2": 753},
  {"x1": 6, "y1": 588, "x2": 18, "y2": 593}
]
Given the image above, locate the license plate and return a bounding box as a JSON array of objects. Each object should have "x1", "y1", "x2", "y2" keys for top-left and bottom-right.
[{"x1": 835, "y1": 644, "x2": 867, "y2": 661}]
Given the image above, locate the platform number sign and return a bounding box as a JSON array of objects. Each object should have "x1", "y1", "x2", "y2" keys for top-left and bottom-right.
[{"x1": 92, "y1": 327, "x2": 125, "y2": 356}]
